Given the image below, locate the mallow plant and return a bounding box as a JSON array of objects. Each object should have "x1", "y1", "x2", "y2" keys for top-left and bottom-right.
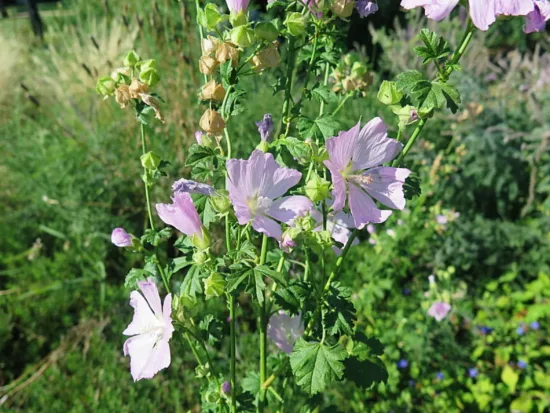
[{"x1": 96, "y1": 0, "x2": 548, "y2": 411}]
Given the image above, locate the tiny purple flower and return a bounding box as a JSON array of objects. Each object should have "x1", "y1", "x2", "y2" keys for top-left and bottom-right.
[
  {"x1": 172, "y1": 178, "x2": 215, "y2": 196},
  {"x1": 517, "y1": 323, "x2": 526, "y2": 335},
  {"x1": 403, "y1": 288, "x2": 411, "y2": 296},
  {"x1": 255, "y1": 114, "x2": 274, "y2": 142},
  {"x1": 436, "y1": 371, "x2": 444, "y2": 380},
  {"x1": 435, "y1": 214, "x2": 448, "y2": 225},
  {"x1": 530, "y1": 321, "x2": 540, "y2": 330},
  {"x1": 226, "y1": 150, "x2": 312, "y2": 241},
  {"x1": 468, "y1": 368, "x2": 478, "y2": 378},
  {"x1": 518, "y1": 360, "x2": 528, "y2": 369},
  {"x1": 408, "y1": 379, "x2": 415, "y2": 387},
  {"x1": 267, "y1": 311, "x2": 304, "y2": 354},
  {"x1": 427, "y1": 301, "x2": 451, "y2": 321},
  {"x1": 195, "y1": 130, "x2": 204, "y2": 145},
  {"x1": 111, "y1": 228, "x2": 132, "y2": 247},
  {"x1": 479, "y1": 326, "x2": 494, "y2": 335},
  {"x1": 324, "y1": 118, "x2": 410, "y2": 229},
  {"x1": 369, "y1": 238, "x2": 377, "y2": 245},
  {"x1": 355, "y1": 0, "x2": 379, "y2": 18},
  {"x1": 221, "y1": 381, "x2": 232, "y2": 395},
  {"x1": 397, "y1": 359, "x2": 409, "y2": 369}
]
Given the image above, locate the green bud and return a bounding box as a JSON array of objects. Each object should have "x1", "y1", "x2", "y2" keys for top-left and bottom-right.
[
  {"x1": 255, "y1": 22, "x2": 279, "y2": 42},
  {"x1": 140, "y1": 151, "x2": 162, "y2": 170},
  {"x1": 229, "y1": 11, "x2": 248, "y2": 27},
  {"x1": 210, "y1": 190, "x2": 231, "y2": 214},
  {"x1": 284, "y1": 12, "x2": 306, "y2": 37},
  {"x1": 200, "y1": 134, "x2": 215, "y2": 149},
  {"x1": 203, "y1": 272, "x2": 225, "y2": 299},
  {"x1": 344, "y1": 52, "x2": 360, "y2": 67},
  {"x1": 192, "y1": 250, "x2": 209, "y2": 265},
  {"x1": 378, "y1": 81, "x2": 403, "y2": 106},
  {"x1": 296, "y1": 214, "x2": 316, "y2": 232},
  {"x1": 96, "y1": 76, "x2": 116, "y2": 96},
  {"x1": 255, "y1": 140, "x2": 269, "y2": 153},
  {"x1": 230, "y1": 26, "x2": 255, "y2": 48},
  {"x1": 139, "y1": 68, "x2": 160, "y2": 87},
  {"x1": 123, "y1": 50, "x2": 141, "y2": 67},
  {"x1": 192, "y1": 227, "x2": 211, "y2": 250},
  {"x1": 305, "y1": 173, "x2": 330, "y2": 202},
  {"x1": 205, "y1": 389, "x2": 220, "y2": 404},
  {"x1": 138, "y1": 59, "x2": 157, "y2": 72},
  {"x1": 350, "y1": 61, "x2": 367, "y2": 79},
  {"x1": 205, "y1": 3, "x2": 222, "y2": 28}
]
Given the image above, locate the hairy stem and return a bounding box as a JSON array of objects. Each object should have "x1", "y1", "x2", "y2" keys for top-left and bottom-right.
[{"x1": 140, "y1": 124, "x2": 155, "y2": 231}]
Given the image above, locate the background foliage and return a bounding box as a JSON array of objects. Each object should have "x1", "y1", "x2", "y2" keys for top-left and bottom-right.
[{"x1": 1, "y1": 0, "x2": 549, "y2": 412}]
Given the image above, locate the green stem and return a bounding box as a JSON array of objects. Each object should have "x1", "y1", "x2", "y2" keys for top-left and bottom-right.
[
  {"x1": 258, "y1": 234, "x2": 269, "y2": 413},
  {"x1": 304, "y1": 247, "x2": 310, "y2": 282},
  {"x1": 391, "y1": 119, "x2": 426, "y2": 167},
  {"x1": 194, "y1": 0, "x2": 208, "y2": 84},
  {"x1": 140, "y1": 124, "x2": 155, "y2": 231},
  {"x1": 318, "y1": 63, "x2": 330, "y2": 117},
  {"x1": 331, "y1": 93, "x2": 352, "y2": 116},
  {"x1": 280, "y1": 37, "x2": 297, "y2": 137},
  {"x1": 229, "y1": 295, "x2": 237, "y2": 413}
]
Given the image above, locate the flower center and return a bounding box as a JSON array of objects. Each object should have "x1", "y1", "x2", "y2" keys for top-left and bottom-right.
[
  {"x1": 248, "y1": 195, "x2": 273, "y2": 216},
  {"x1": 349, "y1": 174, "x2": 374, "y2": 186}
]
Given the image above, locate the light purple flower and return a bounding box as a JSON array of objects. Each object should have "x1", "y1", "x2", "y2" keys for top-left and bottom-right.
[
  {"x1": 267, "y1": 310, "x2": 304, "y2": 354},
  {"x1": 226, "y1": 0, "x2": 249, "y2": 13},
  {"x1": 427, "y1": 301, "x2": 452, "y2": 321},
  {"x1": 172, "y1": 178, "x2": 215, "y2": 196},
  {"x1": 401, "y1": 0, "x2": 459, "y2": 21},
  {"x1": 156, "y1": 192, "x2": 203, "y2": 237},
  {"x1": 356, "y1": 0, "x2": 379, "y2": 17},
  {"x1": 111, "y1": 227, "x2": 132, "y2": 247},
  {"x1": 436, "y1": 214, "x2": 448, "y2": 225},
  {"x1": 123, "y1": 280, "x2": 174, "y2": 381},
  {"x1": 256, "y1": 114, "x2": 274, "y2": 142},
  {"x1": 195, "y1": 130, "x2": 204, "y2": 145},
  {"x1": 324, "y1": 118, "x2": 411, "y2": 229},
  {"x1": 226, "y1": 150, "x2": 312, "y2": 241},
  {"x1": 221, "y1": 381, "x2": 232, "y2": 394},
  {"x1": 524, "y1": 0, "x2": 550, "y2": 32},
  {"x1": 281, "y1": 232, "x2": 297, "y2": 252}
]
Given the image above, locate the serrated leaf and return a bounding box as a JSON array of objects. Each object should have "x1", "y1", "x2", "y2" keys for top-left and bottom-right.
[
  {"x1": 349, "y1": 332, "x2": 385, "y2": 360},
  {"x1": 255, "y1": 265, "x2": 287, "y2": 287},
  {"x1": 274, "y1": 281, "x2": 312, "y2": 315},
  {"x1": 439, "y1": 82, "x2": 461, "y2": 113},
  {"x1": 415, "y1": 29, "x2": 450, "y2": 64},
  {"x1": 312, "y1": 86, "x2": 338, "y2": 105},
  {"x1": 124, "y1": 268, "x2": 151, "y2": 289},
  {"x1": 395, "y1": 70, "x2": 427, "y2": 95},
  {"x1": 199, "y1": 314, "x2": 224, "y2": 345},
  {"x1": 185, "y1": 144, "x2": 216, "y2": 167},
  {"x1": 290, "y1": 340, "x2": 347, "y2": 395},
  {"x1": 324, "y1": 283, "x2": 356, "y2": 336},
  {"x1": 315, "y1": 115, "x2": 341, "y2": 139},
  {"x1": 226, "y1": 268, "x2": 253, "y2": 294},
  {"x1": 280, "y1": 137, "x2": 311, "y2": 164},
  {"x1": 180, "y1": 265, "x2": 203, "y2": 302},
  {"x1": 254, "y1": 270, "x2": 266, "y2": 304}
]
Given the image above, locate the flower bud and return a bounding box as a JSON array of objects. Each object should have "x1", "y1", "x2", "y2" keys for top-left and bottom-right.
[
  {"x1": 192, "y1": 227, "x2": 211, "y2": 250},
  {"x1": 192, "y1": 250, "x2": 209, "y2": 265},
  {"x1": 305, "y1": 173, "x2": 330, "y2": 202},
  {"x1": 331, "y1": 0, "x2": 354, "y2": 18},
  {"x1": 172, "y1": 295, "x2": 186, "y2": 323},
  {"x1": 139, "y1": 68, "x2": 160, "y2": 87},
  {"x1": 96, "y1": 76, "x2": 116, "y2": 96},
  {"x1": 377, "y1": 81, "x2": 403, "y2": 105},
  {"x1": 230, "y1": 25, "x2": 255, "y2": 48},
  {"x1": 350, "y1": 61, "x2": 367, "y2": 79},
  {"x1": 195, "y1": 130, "x2": 204, "y2": 145},
  {"x1": 255, "y1": 22, "x2": 279, "y2": 42},
  {"x1": 284, "y1": 12, "x2": 306, "y2": 37},
  {"x1": 200, "y1": 79, "x2": 226, "y2": 102},
  {"x1": 221, "y1": 381, "x2": 231, "y2": 395},
  {"x1": 199, "y1": 55, "x2": 219, "y2": 75},
  {"x1": 114, "y1": 84, "x2": 131, "y2": 108},
  {"x1": 229, "y1": 11, "x2": 248, "y2": 27},
  {"x1": 129, "y1": 78, "x2": 149, "y2": 99},
  {"x1": 199, "y1": 3, "x2": 222, "y2": 29},
  {"x1": 200, "y1": 133, "x2": 216, "y2": 148},
  {"x1": 344, "y1": 52, "x2": 360, "y2": 67},
  {"x1": 200, "y1": 109, "x2": 226, "y2": 134},
  {"x1": 139, "y1": 59, "x2": 157, "y2": 72},
  {"x1": 140, "y1": 151, "x2": 162, "y2": 170},
  {"x1": 210, "y1": 189, "x2": 231, "y2": 214},
  {"x1": 204, "y1": 272, "x2": 225, "y2": 299},
  {"x1": 215, "y1": 42, "x2": 239, "y2": 66},
  {"x1": 252, "y1": 44, "x2": 281, "y2": 71},
  {"x1": 110, "y1": 67, "x2": 131, "y2": 84},
  {"x1": 111, "y1": 228, "x2": 133, "y2": 247},
  {"x1": 123, "y1": 50, "x2": 141, "y2": 67},
  {"x1": 280, "y1": 231, "x2": 297, "y2": 252}
]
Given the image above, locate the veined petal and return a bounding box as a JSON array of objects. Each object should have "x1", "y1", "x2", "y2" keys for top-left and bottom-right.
[
  {"x1": 267, "y1": 196, "x2": 313, "y2": 224},
  {"x1": 353, "y1": 117, "x2": 403, "y2": 171},
  {"x1": 325, "y1": 122, "x2": 361, "y2": 171},
  {"x1": 469, "y1": 0, "x2": 496, "y2": 30},
  {"x1": 401, "y1": 0, "x2": 458, "y2": 20},
  {"x1": 324, "y1": 162, "x2": 347, "y2": 211},
  {"x1": 123, "y1": 291, "x2": 160, "y2": 336},
  {"x1": 123, "y1": 333, "x2": 157, "y2": 381},
  {"x1": 348, "y1": 183, "x2": 392, "y2": 227},
  {"x1": 252, "y1": 214, "x2": 283, "y2": 240},
  {"x1": 138, "y1": 280, "x2": 162, "y2": 316},
  {"x1": 162, "y1": 293, "x2": 175, "y2": 341},
  {"x1": 495, "y1": 0, "x2": 535, "y2": 16},
  {"x1": 267, "y1": 166, "x2": 302, "y2": 200},
  {"x1": 361, "y1": 167, "x2": 411, "y2": 210},
  {"x1": 172, "y1": 178, "x2": 215, "y2": 196},
  {"x1": 524, "y1": 1, "x2": 550, "y2": 33},
  {"x1": 155, "y1": 192, "x2": 202, "y2": 237},
  {"x1": 137, "y1": 340, "x2": 172, "y2": 380}
]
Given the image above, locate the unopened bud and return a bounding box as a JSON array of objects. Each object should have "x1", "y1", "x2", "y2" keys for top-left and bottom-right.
[
  {"x1": 350, "y1": 61, "x2": 367, "y2": 79},
  {"x1": 139, "y1": 68, "x2": 160, "y2": 87},
  {"x1": 96, "y1": 76, "x2": 116, "y2": 96},
  {"x1": 192, "y1": 227, "x2": 211, "y2": 251},
  {"x1": 200, "y1": 79, "x2": 226, "y2": 102},
  {"x1": 377, "y1": 81, "x2": 403, "y2": 105},
  {"x1": 114, "y1": 84, "x2": 131, "y2": 108},
  {"x1": 200, "y1": 109, "x2": 226, "y2": 134},
  {"x1": 210, "y1": 189, "x2": 231, "y2": 214},
  {"x1": 252, "y1": 44, "x2": 281, "y2": 71},
  {"x1": 199, "y1": 55, "x2": 219, "y2": 75},
  {"x1": 193, "y1": 250, "x2": 209, "y2": 265},
  {"x1": 110, "y1": 67, "x2": 131, "y2": 84},
  {"x1": 305, "y1": 173, "x2": 330, "y2": 202},
  {"x1": 255, "y1": 22, "x2": 279, "y2": 42},
  {"x1": 203, "y1": 272, "x2": 225, "y2": 299},
  {"x1": 284, "y1": 12, "x2": 306, "y2": 37},
  {"x1": 129, "y1": 78, "x2": 149, "y2": 99},
  {"x1": 229, "y1": 11, "x2": 248, "y2": 27},
  {"x1": 230, "y1": 25, "x2": 255, "y2": 48},
  {"x1": 123, "y1": 50, "x2": 141, "y2": 67},
  {"x1": 140, "y1": 151, "x2": 162, "y2": 170},
  {"x1": 331, "y1": 0, "x2": 354, "y2": 18},
  {"x1": 344, "y1": 52, "x2": 360, "y2": 67}
]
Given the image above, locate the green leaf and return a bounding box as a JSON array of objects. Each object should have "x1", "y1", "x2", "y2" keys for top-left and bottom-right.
[
  {"x1": 344, "y1": 357, "x2": 388, "y2": 389},
  {"x1": 185, "y1": 144, "x2": 216, "y2": 167},
  {"x1": 180, "y1": 265, "x2": 204, "y2": 303},
  {"x1": 324, "y1": 283, "x2": 356, "y2": 337},
  {"x1": 415, "y1": 29, "x2": 450, "y2": 64},
  {"x1": 502, "y1": 365, "x2": 519, "y2": 393},
  {"x1": 274, "y1": 281, "x2": 312, "y2": 315},
  {"x1": 254, "y1": 265, "x2": 287, "y2": 287},
  {"x1": 253, "y1": 270, "x2": 266, "y2": 304},
  {"x1": 404, "y1": 173, "x2": 421, "y2": 200},
  {"x1": 411, "y1": 80, "x2": 461, "y2": 114},
  {"x1": 124, "y1": 268, "x2": 151, "y2": 289},
  {"x1": 289, "y1": 339, "x2": 347, "y2": 395},
  {"x1": 203, "y1": 272, "x2": 225, "y2": 299},
  {"x1": 277, "y1": 137, "x2": 311, "y2": 164},
  {"x1": 312, "y1": 86, "x2": 338, "y2": 105},
  {"x1": 439, "y1": 82, "x2": 461, "y2": 113},
  {"x1": 348, "y1": 332, "x2": 385, "y2": 360},
  {"x1": 226, "y1": 268, "x2": 253, "y2": 294},
  {"x1": 395, "y1": 70, "x2": 427, "y2": 96},
  {"x1": 315, "y1": 115, "x2": 341, "y2": 139},
  {"x1": 199, "y1": 314, "x2": 223, "y2": 345}
]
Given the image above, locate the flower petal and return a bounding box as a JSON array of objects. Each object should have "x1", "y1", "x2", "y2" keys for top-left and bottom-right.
[
  {"x1": 325, "y1": 122, "x2": 360, "y2": 171},
  {"x1": 352, "y1": 117, "x2": 403, "y2": 171},
  {"x1": 123, "y1": 333, "x2": 157, "y2": 381},
  {"x1": 137, "y1": 339, "x2": 171, "y2": 380},
  {"x1": 267, "y1": 196, "x2": 312, "y2": 224},
  {"x1": 123, "y1": 291, "x2": 159, "y2": 336},
  {"x1": 163, "y1": 293, "x2": 175, "y2": 341},
  {"x1": 324, "y1": 162, "x2": 347, "y2": 211},
  {"x1": 252, "y1": 214, "x2": 283, "y2": 240},
  {"x1": 495, "y1": 0, "x2": 535, "y2": 16},
  {"x1": 361, "y1": 167, "x2": 411, "y2": 210},
  {"x1": 348, "y1": 183, "x2": 392, "y2": 227},
  {"x1": 172, "y1": 178, "x2": 215, "y2": 196},
  {"x1": 469, "y1": 0, "x2": 496, "y2": 30},
  {"x1": 138, "y1": 280, "x2": 162, "y2": 316},
  {"x1": 155, "y1": 192, "x2": 202, "y2": 236}
]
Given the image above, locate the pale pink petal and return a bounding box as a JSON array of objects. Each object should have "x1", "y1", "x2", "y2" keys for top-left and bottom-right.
[
  {"x1": 469, "y1": 0, "x2": 496, "y2": 30},
  {"x1": 267, "y1": 196, "x2": 313, "y2": 224},
  {"x1": 162, "y1": 293, "x2": 175, "y2": 341},
  {"x1": 123, "y1": 333, "x2": 157, "y2": 381},
  {"x1": 268, "y1": 311, "x2": 304, "y2": 354},
  {"x1": 361, "y1": 167, "x2": 411, "y2": 210},
  {"x1": 348, "y1": 183, "x2": 392, "y2": 228},
  {"x1": 123, "y1": 291, "x2": 159, "y2": 336},
  {"x1": 155, "y1": 192, "x2": 202, "y2": 237},
  {"x1": 524, "y1": 1, "x2": 550, "y2": 33},
  {"x1": 325, "y1": 122, "x2": 360, "y2": 171},
  {"x1": 137, "y1": 340, "x2": 171, "y2": 380},
  {"x1": 401, "y1": 0, "x2": 458, "y2": 20},
  {"x1": 324, "y1": 162, "x2": 347, "y2": 211},
  {"x1": 353, "y1": 117, "x2": 403, "y2": 171},
  {"x1": 266, "y1": 166, "x2": 302, "y2": 200},
  {"x1": 495, "y1": 0, "x2": 535, "y2": 16},
  {"x1": 427, "y1": 301, "x2": 452, "y2": 322},
  {"x1": 138, "y1": 280, "x2": 162, "y2": 316},
  {"x1": 252, "y1": 214, "x2": 283, "y2": 240}
]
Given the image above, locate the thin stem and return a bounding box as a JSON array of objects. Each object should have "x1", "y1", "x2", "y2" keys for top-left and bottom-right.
[
  {"x1": 194, "y1": 0, "x2": 208, "y2": 84},
  {"x1": 332, "y1": 93, "x2": 351, "y2": 116},
  {"x1": 229, "y1": 296, "x2": 237, "y2": 413},
  {"x1": 304, "y1": 247, "x2": 310, "y2": 282},
  {"x1": 391, "y1": 119, "x2": 426, "y2": 167},
  {"x1": 302, "y1": 27, "x2": 319, "y2": 91},
  {"x1": 184, "y1": 331, "x2": 204, "y2": 367},
  {"x1": 140, "y1": 124, "x2": 155, "y2": 231},
  {"x1": 318, "y1": 62, "x2": 330, "y2": 117},
  {"x1": 280, "y1": 37, "x2": 297, "y2": 137},
  {"x1": 258, "y1": 234, "x2": 269, "y2": 413}
]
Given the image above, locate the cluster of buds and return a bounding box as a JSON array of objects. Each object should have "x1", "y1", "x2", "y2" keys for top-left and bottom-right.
[
  {"x1": 96, "y1": 50, "x2": 164, "y2": 122},
  {"x1": 199, "y1": 36, "x2": 239, "y2": 75},
  {"x1": 331, "y1": 53, "x2": 373, "y2": 95}
]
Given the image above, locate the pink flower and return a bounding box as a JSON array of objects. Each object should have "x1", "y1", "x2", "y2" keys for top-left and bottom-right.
[
  {"x1": 524, "y1": 0, "x2": 550, "y2": 32},
  {"x1": 123, "y1": 280, "x2": 174, "y2": 381},
  {"x1": 156, "y1": 192, "x2": 203, "y2": 238},
  {"x1": 267, "y1": 311, "x2": 304, "y2": 353},
  {"x1": 324, "y1": 118, "x2": 411, "y2": 229},
  {"x1": 111, "y1": 227, "x2": 132, "y2": 247},
  {"x1": 226, "y1": 0, "x2": 249, "y2": 13},
  {"x1": 226, "y1": 150, "x2": 312, "y2": 241},
  {"x1": 427, "y1": 301, "x2": 452, "y2": 321},
  {"x1": 401, "y1": 0, "x2": 459, "y2": 21}
]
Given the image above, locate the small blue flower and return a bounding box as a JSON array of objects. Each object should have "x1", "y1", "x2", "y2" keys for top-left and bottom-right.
[
  {"x1": 468, "y1": 368, "x2": 478, "y2": 378},
  {"x1": 516, "y1": 324, "x2": 526, "y2": 336},
  {"x1": 403, "y1": 288, "x2": 411, "y2": 296},
  {"x1": 436, "y1": 372, "x2": 444, "y2": 380},
  {"x1": 408, "y1": 379, "x2": 415, "y2": 387},
  {"x1": 518, "y1": 360, "x2": 528, "y2": 369},
  {"x1": 530, "y1": 321, "x2": 540, "y2": 330},
  {"x1": 479, "y1": 326, "x2": 493, "y2": 335},
  {"x1": 397, "y1": 359, "x2": 409, "y2": 369}
]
